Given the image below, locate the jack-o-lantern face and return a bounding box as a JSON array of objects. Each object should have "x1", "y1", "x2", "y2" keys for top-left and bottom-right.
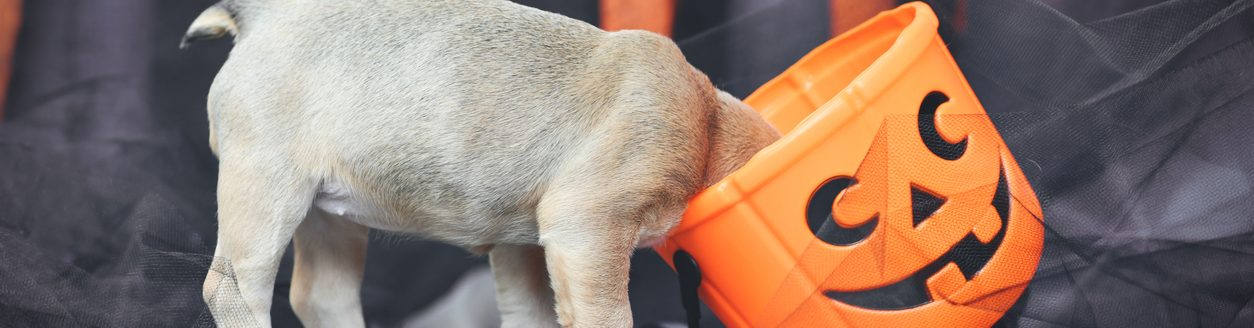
[
  {"x1": 656, "y1": 5, "x2": 1044, "y2": 326},
  {"x1": 766, "y1": 91, "x2": 1044, "y2": 326}
]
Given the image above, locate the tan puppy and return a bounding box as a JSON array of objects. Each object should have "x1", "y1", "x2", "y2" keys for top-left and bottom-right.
[{"x1": 184, "y1": 0, "x2": 779, "y2": 327}]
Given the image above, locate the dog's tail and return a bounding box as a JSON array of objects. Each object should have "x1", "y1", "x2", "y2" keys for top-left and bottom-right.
[{"x1": 181, "y1": 2, "x2": 240, "y2": 49}]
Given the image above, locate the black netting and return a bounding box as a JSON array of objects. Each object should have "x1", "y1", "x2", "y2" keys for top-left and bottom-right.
[{"x1": 933, "y1": 0, "x2": 1254, "y2": 326}]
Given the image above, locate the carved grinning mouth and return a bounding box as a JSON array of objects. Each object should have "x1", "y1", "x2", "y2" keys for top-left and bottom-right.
[{"x1": 805, "y1": 92, "x2": 1013, "y2": 310}]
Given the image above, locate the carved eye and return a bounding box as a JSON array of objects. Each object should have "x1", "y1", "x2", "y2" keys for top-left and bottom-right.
[
  {"x1": 806, "y1": 177, "x2": 876, "y2": 246},
  {"x1": 917, "y1": 91, "x2": 967, "y2": 160}
]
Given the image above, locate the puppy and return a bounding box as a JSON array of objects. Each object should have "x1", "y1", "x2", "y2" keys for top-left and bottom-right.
[{"x1": 184, "y1": 0, "x2": 780, "y2": 327}]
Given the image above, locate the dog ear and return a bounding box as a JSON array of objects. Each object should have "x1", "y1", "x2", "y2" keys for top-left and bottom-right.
[
  {"x1": 181, "y1": 5, "x2": 238, "y2": 49},
  {"x1": 704, "y1": 91, "x2": 781, "y2": 186}
]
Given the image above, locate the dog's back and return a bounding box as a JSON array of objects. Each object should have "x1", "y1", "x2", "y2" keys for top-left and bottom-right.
[
  {"x1": 196, "y1": 0, "x2": 726, "y2": 247},
  {"x1": 187, "y1": 1, "x2": 779, "y2": 326}
]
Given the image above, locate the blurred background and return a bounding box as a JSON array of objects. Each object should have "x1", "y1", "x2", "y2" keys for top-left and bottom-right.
[{"x1": 1, "y1": 0, "x2": 1253, "y2": 327}]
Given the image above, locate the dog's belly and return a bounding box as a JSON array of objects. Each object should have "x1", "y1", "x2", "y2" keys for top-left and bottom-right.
[{"x1": 312, "y1": 174, "x2": 543, "y2": 248}]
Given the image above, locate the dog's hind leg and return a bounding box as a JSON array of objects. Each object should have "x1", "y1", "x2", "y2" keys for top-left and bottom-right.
[
  {"x1": 490, "y1": 244, "x2": 560, "y2": 328},
  {"x1": 290, "y1": 210, "x2": 368, "y2": 328},
  {"x1": 203, "y1": 162, "x2": 315, "y2": 328}
]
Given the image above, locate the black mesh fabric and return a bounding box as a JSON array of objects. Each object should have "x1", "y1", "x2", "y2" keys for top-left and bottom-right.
[
  {"x1": 2, "y1": 0, "x2": 1254, "y2": 327},
  {"x1": 932, "y1": 0, "x2": 1254, "y2": 326}
]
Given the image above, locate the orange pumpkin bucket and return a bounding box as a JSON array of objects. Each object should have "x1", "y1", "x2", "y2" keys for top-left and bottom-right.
[{"x1": 655, "y1": 2, "x2": 1044, "y2": 327}]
